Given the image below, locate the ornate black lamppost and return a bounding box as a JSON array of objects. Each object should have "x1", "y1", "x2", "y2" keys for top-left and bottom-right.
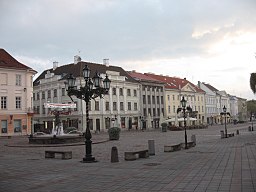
[
  {"x1": 177, "y1": 96, "x2": 192, "y2": 149},
  {"x1": 66, "y1": 65, "x2": 111, "y2": 163},
  {"x1": 221, "y1": 106, "x2": 228, "y2": 138}
]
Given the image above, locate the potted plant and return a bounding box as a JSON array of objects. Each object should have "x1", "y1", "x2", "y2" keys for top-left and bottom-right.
[
  {"x1": 108, "y1": 127, "x2": 121, "y2": 140},
  {"x1": 161, "y1": 122, "x2": 167, "y2": 132}
]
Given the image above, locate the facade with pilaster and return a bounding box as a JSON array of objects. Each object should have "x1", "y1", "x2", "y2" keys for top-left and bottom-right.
[
  {"x1": 144, "y1": 74, "x2": 206, "y2": 125},
  {"x1": 128, "y1": 71, "x2": 166, "y2": 129},
  {"x1": 0, "y1": 49, "x2": 37, "y2": 136},
  {"x1": 33, "y1": 58, "x2": 140, "y2": 133}
]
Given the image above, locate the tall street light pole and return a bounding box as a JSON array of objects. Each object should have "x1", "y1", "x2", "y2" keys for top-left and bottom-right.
[
  {"x1": 66, "y1": 65, "x2": 111, "y2": 163},
  {"x1": 177, "y1": 96, "x2": 192, "y2": 149},
  {"x1": 222, "y1": 105, "x2": 227, "y2": 138}
]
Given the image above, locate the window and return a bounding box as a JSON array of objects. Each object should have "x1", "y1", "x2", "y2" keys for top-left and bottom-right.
[
  {"x1": 54, "y1": 89, "x2": 57, "y2": 97},
  {"x1": 37, "y1": 92, "x2": 40, "y2": 100},
  {"x1": 1, "y1": 96, "x2": 7, "y2": 109},
  {"x1": 148, "y1": 95, "x2": 151, "y2": 104},
  {"x1": 62, "y1": 88, "x2": 66, "y2": 96},
  {"x1": 128, "y1": 102, "x2": 131, "y2": 110},
  {"x1": 143, "y1": 95, "x2": 146, "y2": 104},
  {"x1": 74, "y1": 101, "x2": 78, "y2": 111},
  {"x1": 167, "y1": 95, "x2": 170, "y2": 101},
  {"x1": 133, "y1": 89, "x2": 137, "y2": 97},
  {"x1": 36, "y1": 106, "x2": 40, "y2": 114},
  {"x1": 157, "y1": 96, "x2": 159, "y2": 104},
  {"x1": 1, "y1": 120, "x2": 7, "y2": 133},
  {"x1": 120, "y1": 102, "x2": 124, "y2": 111},
  {"x1": 153, "y1": 108, "x2": 156, "y2": 116},
  {"x1": 16, "y1": 97, "x2": 21, "y2": 109},
  {"x1": 16, "y1": 74, "x2": 21, "y2": 86},
  {"x1": 161, "y1": 96, "x2": 163, "y2": 104},
  {"x1": 42, "y1": 91, "x2": 45, "y2": 99},
  {"x1": 47, "y1": 90, "x2": 51, "y2": 98},
  {"x1": 14, "y1": 120, "x2": 22, "y2": 133},
  {"x1": 33, "y1": 93, "x2": 35, "y2": 101},
  {"x1": 112, "y1": 87, "x2": 116, "y2": 95},
  {"x1": 105, "y1": 101, "x2": 109, "y2": 111},
  {"x1": 95, "y1": 101, "x2": 99, "y2": 111},
  {"x1": 0, "y1": 73, "x2": 7, "y2": 85},
  {"x1": 173, "y1": 95, "x2": 175, "y2": 100},
  {"x1": 119, "y1": 88, "x2": 123, "y2": 96},
  {"x1": 42, "y1": 107, "x2": 45, "y2": 114},
  {"x1": 127, "y1": 89, "x2": 131, "y2": 96},
  {"x1": 168, "y1": 106, "x2": 171, "y2": 113},
  {"x1": 113, "y1": 102, "x2": 117, "y2": 111},
  {"x1": 152, "y1": 96, "x2": 155, "y2": 104},
  {"x1": 134, "y1": 102, "x2": 138, "y2": 111}
]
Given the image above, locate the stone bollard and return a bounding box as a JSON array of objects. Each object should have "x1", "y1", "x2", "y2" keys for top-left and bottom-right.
[
  {"x1": 111, "y1": 146, "x2": 119, "y2": 163},
  {"x1": 191, "y1": 134, "x2": 196, "y2": 145},
  {"x1": 148, "y1": 140, "x2": 155, "y2": 156},
  {"x1": 220, "y1": 130, "x2": 224, "y2": 139},
  {"x1": 236, "y1": 130, "x2": 239, "y2": 135}
]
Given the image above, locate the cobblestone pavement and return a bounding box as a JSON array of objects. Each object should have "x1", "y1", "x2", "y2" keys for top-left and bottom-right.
[{"x1": 0, "y1": 123, "x2": 255, "y2": 192}]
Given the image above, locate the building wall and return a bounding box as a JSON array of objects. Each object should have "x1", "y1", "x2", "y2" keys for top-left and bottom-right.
[
  {"x1": 33, "y1": 70, "x2": 141, "y2": 132},
  {"x1": 0, "y1": 68, "x2": 35, "y2": 136}
]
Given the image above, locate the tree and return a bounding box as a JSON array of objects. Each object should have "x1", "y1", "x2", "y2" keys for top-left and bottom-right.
[
  {"x1": 247, "y1": 100, "x2": 256, "y2": 120},
  {"x1": 250, "y1": 73, "x2": 256, "y2": 94}
]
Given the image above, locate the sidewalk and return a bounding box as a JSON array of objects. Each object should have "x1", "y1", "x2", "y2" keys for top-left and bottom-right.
[{"x1": 0, "y1": 125, "x2": 255, "y2": 192}]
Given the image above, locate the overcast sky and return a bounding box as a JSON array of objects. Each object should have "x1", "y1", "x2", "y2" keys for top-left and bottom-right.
[{"x1": 1, "y1": 0, "x2": 256, "y2": 99}]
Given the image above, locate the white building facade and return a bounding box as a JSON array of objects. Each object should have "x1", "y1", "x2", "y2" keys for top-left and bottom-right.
[{"x1": 33, "y1": 59, "x2": 140, "y2": 133}]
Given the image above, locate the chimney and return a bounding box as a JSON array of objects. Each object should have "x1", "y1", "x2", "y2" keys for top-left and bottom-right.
[
  {"x1": 53, "y1": 61, "x2": 58, "y2": 70},
  {"x1": 103, "y1": 59, "x2": 109, "y2": 67},
  {"x1": 74, "y1": 55, "x2": 82, "y2": 64}
]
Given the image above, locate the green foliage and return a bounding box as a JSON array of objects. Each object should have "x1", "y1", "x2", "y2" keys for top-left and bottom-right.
[
  {"x1": 161, "y1": 122, "x2": 167, "y2": 127},
  {"x1": 250, "y1": 73, "x2": 256, "y2": 94},
  {"x1": 108, "y1": 127, "x2": 121, "y2": 140},
  {"x1": 247, "y1": 100, "x2": 256, "y2": 113}
]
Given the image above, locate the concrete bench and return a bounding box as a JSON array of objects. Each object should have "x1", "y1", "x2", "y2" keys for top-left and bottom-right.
[
  {"x1": 227, "y1": 133, "x2": 235, "y2": 137},
  {"x1": 181, "y1": 141, "x2": 196, "y2": 149},
  {"x1": 124, "y1": 150, "x2": 149, "y2": 161},
  {"x1": 164, "y1": 143, "x2": 182, "y2": 152},
  {"x1": 45, "y1": 151, "x2": 72, "y2": 160}
]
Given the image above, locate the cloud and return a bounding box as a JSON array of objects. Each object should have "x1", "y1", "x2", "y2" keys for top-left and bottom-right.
[{"x1": 1, "y1": 0, "x2": 256, "y2": 99}]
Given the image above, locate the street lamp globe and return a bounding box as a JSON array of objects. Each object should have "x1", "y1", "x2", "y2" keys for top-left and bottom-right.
[
  {"x1": 82, "y1": 65, "x2": 90, "y2": 79},
  {"x1": 67, "y1": 74, "x2": 76, "y2": 88},
  {"x1": 180, "y1": 96, "x2": 187, "y2": 108},
  {"x1": 103, "y1": 74, "x2": 111, "y2": 90},
  {"x1": 223, "y1": 105, "x2": 227, "y2": 113},
  {"x1": 93, "y1": 72, "x2": 101, "y2": 87}
]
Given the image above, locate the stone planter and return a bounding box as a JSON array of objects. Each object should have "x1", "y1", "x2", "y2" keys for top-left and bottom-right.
[{"x1": 108, "y1": 127, "x2": 121, "y2": 140}]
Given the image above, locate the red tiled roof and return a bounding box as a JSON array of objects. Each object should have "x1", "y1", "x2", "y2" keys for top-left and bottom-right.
[
  {"x1": 0, "y1": 48, "x2": 34, "y2": 71},
  {"x1": 128, "y1": 71, "x2": 164, "y2": 84},
  {"x1": 144, "y1": 73, "x2": 205, "y2": 93}
]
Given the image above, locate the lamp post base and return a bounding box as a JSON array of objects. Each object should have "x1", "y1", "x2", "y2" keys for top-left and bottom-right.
[{"x1": 82, "y1": 156, "x2": 97, "y2": 163}]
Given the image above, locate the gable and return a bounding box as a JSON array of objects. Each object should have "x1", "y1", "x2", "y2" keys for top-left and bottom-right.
[{"x1": 181, "y1": 83, "x2": 197, "y2": 92}]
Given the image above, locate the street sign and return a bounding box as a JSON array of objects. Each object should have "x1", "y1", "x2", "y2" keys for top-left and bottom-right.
[{"x1": 44, "y1": 103, "x2": 76, "y2": 109}]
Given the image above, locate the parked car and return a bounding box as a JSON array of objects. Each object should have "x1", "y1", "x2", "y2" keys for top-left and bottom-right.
[
  {"x1": 64, "y1": 127, "x2": 77, "y2": 134},
  {"x1": 33, "y1": 132, "x2": 46, "y2": 136},
  {"x1": 67, "y1": 130, "x2": 83, "y2": 135}
]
